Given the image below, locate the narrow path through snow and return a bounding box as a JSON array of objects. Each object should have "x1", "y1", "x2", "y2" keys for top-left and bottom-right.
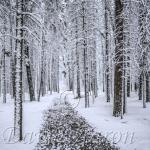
[
  {"x1": 66, "y1": 92, "x2": 150, "y2": 150},
  {"x1": 1, "y1": 92, "x2": 150, "y2": 150},
  {"x1": 0, "y1": 93, "x2": 59, "y2": 150}
]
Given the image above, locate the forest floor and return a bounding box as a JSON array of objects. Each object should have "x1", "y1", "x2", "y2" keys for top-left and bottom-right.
[
  {"x1": 0, "y1": 91, "x2": 150, "y2": 150},
  {"x1": 0, "y1": 93, "x2": 60, "y2": 150},
  {"x1": 66, "y1": 91, "x2": 150, "y2": 150}
]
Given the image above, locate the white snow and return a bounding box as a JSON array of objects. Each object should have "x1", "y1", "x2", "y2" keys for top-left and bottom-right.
[
  {"x1": 0, "y1": 91, "x2": 150, "y2": 150},
  {"x1": 66, "y1": 92, "x2": 150, "y2": 150},
  {"x1": 0, "y1": 93, "x2": 59, "y2": 150}
]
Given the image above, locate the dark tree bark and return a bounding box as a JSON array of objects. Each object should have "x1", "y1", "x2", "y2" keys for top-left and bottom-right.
[
  {"x1": 113, "y1": 0, "x2": 124, "y2": 117},
  {"x1": 82, "y1": 1, "x2": 89, "y2": 108},
  {"x1": 146, "y1": 73, "x2": 150, "y2": 102},
  {"x1": 138, "y1": 74, "x2": 142, "y2": 100},
  {"x1": 138, "y1": 1, "x2": 148, "y2": 108},
  {"x1": 2, "y1": 16, "x2": 7, "y2": 103},
  {"x1": 127, "y1": 76, "x2": 130, "y2": 97},
  {"x1": 134, "y1": 82, "x2": 137, "y2": 92},
  {"x1": 38, "y1": 32, "x2": 46, "y2": 101},
  {"x1": 24, "y1": 42, "x2": 35, "y2": 101},
  {"x1": 75, "y1": 15, "x2": 81, "y2": 98},
  {"x1": 2, "y1": 48, "x2": 6, "y2": 103},
  {"x1": 105, "y1": 0, "x2": 110, "y2": 102},
  {"x1": 14, "y1": 0, "x2": 24, "y2": 141}
]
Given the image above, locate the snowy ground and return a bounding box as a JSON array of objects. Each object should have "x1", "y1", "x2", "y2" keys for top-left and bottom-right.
[
  {"x1": 0, "y1": 91, "x2": 150, "y2": 150},
  {"x1": 0, "y1": 93, "x2": 59, "y2": 150},
  {"x1": 66, "y1": 92, "x2": 150, "y2": 150}
]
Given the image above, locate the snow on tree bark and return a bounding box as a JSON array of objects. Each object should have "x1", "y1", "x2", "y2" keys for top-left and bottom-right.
[
  {"x1": 113, "y1": 0, "x2": 124, "y2": 117},
  {"x1": 14, "y1": 0, "x2": 23, "y2": 141}
]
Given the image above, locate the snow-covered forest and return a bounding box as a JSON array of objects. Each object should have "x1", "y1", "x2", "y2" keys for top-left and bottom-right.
[{"x1": 0, "y1": 0, "x2": 150, "y2": 150}]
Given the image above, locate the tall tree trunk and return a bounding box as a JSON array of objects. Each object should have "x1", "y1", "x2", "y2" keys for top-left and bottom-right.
[
  {"x1": 82, "y1": 1, "x2": 89, "y2": 108},
  {"x1": 24, "y1": 42, "x2": 35, "y2": 101},
  {"x1": 113, "y1": 0, "x2": 124, "y2": 117},
  {"x1": 9, "y1": 0, "x2": 15, "y2": 99},
  {"x1": 105, "y1": 0, "x2": 110, "y2": 102},
  {"x1": 127, "y1": 76, "x2": 130, "y2": 97},
  {"x1": 139, "y1": 1, "x2": 148, "y2": 108},
  {"x1": 14, "y1": 0, "x2": 23, "y2": 141},
  {"x1": 2, "y1": 16, "x2": 7, "y2": 103},
  {"x1": 2, "y1": 48, "x2": 6, "y2": 103},
  {"x1": 142, "y1": 72, "x2": 146, "y2": 108},
  {"x1": 38, "y1": 32, "x2": 45, "y2": 101},
  {"x1": 138, "y1": 74, "x2": 142, "y2": 100},
  {"x1": 146, "y1": 73, "x2": 149, "y2": 102},
  {"x1": 75, "y1": 15, "x2": 81, "y2": 98}
]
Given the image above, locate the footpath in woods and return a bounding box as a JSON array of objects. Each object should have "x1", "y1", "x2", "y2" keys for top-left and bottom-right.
[
  {"x1": 1, "y1": 92, "x2": 150, "y2": 150},
  {"x1": 35, "y1": 101, "x2": 119, "y2": 150},
  {"x1": 0, "y1": 93, "x2": 118, "y2": 150}
]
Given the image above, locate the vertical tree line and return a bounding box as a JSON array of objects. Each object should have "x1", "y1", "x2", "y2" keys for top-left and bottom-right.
[{"x1": 0, "y1": 0, "x2": 150, "y2": 141}]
